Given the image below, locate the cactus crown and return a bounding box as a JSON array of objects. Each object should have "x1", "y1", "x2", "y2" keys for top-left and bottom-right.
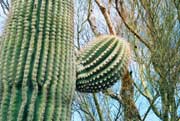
[{"x1": 76, "y1": 35, "x2": 131, "y2": 93}]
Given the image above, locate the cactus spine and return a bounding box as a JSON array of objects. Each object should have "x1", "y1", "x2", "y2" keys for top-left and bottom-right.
[
  {"x1": 0, "y1": 0, "x2": 75, "y2": 121},
  {"x1": 76, "y1": 35, "x2": 131, "y2": 92}
]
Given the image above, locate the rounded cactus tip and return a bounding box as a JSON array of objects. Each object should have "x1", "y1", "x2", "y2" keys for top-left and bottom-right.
[{"x1": 76, "y1": 35, "x2": 131, "y2": 93}]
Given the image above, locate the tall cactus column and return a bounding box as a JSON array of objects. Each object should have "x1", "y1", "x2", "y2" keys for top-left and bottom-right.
[{"x1": 0, "y1": 0, "x2": 76, "y2": 121}]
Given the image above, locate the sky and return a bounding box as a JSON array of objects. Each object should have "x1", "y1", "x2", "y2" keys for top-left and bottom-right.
[{"x1": 0, "y1": 6, "x2": 7, "y2": 35}]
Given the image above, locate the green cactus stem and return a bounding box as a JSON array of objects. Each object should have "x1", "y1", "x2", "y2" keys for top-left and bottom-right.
[
  {"x1": 0, "y1": 0, "x2": 75, "y2": 121},
  {"x1": 76, "y1": 35, "x2": 131, "y2": 93}
]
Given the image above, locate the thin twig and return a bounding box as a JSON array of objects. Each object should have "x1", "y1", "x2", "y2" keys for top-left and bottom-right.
[
  {"x1": 115, "y1": 0, "x2": 152, "y2": 50},
  {"x1": 92, "y1": 93, "x2": 104, "y2": 121}
]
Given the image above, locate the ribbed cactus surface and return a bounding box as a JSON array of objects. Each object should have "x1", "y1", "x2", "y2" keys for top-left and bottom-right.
[
  {"x1": 0, "y1": 0, "x2": 75, "y2": 121},
  {"x1": 76, "y1": 35, "x2": 131, "y2": 92}
]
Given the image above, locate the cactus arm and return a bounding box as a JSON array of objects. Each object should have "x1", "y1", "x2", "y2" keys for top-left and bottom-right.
[{"x1": 76, "y1": 35, "x2": 131, "y2": 93}]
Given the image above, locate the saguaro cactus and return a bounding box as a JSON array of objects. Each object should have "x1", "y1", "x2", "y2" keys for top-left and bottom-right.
[
  {"x1": 0, "y1": 0, "x2": 131, "y2": 121},
  {"x1": 76, "y1": 35, "x2": 131, "y2": 92},
  {"x1": 0, "y1": 0, "x2": 75, "y2": 121}
]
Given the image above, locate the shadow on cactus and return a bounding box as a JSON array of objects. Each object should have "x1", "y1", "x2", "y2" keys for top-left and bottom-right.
[{"x1": 76, "y1": 35, "x2": 131, "y2": 93}]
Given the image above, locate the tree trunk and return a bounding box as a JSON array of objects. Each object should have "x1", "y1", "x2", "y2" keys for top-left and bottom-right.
[{"x1": 121, "y1": 70, "x2": 141, "y2": 121}]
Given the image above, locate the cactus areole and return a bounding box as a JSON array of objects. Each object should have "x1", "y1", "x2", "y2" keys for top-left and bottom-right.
[{"x1": 0, "y1": 0, "x2": 131, "y2": 121}]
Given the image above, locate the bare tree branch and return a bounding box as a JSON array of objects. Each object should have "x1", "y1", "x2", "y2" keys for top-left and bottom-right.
[
  {"x1": 87, "y1": 0, "x2": 101, "y2": 35},
  {"x1": 94, "y1": 0, "x2": 116, "y2": 35},
  {"x1": 92, "y1": 93, "x2": 104, "y2": 121},
  {"x1": 103, "y1": 89, "x2": 122, "y2": 103},
  {"x1": 0, "y1": 0, "x2": 9, "y2": 15},
  {"x1": 115, "y1": 0, "x2": 152, "y2": 51}
]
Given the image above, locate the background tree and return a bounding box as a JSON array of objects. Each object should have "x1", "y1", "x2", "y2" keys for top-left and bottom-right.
[{"x1": 73, "y1": 0, "x2": 180, "y2": 121}]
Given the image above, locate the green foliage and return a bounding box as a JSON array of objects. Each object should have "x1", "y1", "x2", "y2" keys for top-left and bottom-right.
[{"x1": 76, "y1": 35, "x2": 131, "y2": 92}]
